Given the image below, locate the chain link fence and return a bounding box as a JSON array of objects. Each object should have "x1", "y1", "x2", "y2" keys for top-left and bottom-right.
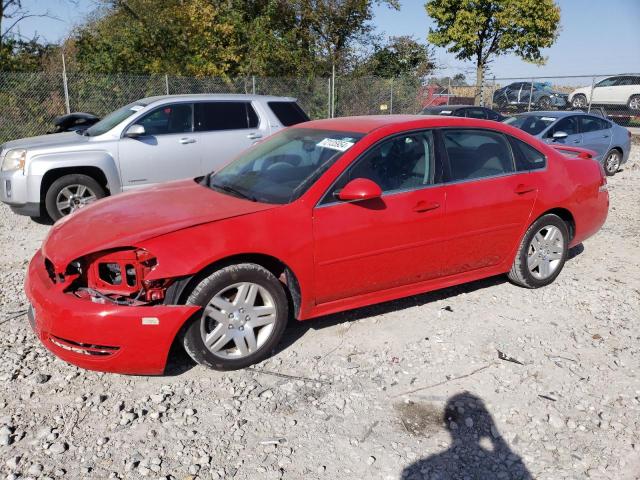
[{"x1": 1, "y1": 71, "x2": 638, "y2": 143}]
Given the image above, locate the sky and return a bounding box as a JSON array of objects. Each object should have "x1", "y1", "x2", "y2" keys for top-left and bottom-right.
[{"x1": 12, "y1": 0, "x2": 640, "y2": 81}]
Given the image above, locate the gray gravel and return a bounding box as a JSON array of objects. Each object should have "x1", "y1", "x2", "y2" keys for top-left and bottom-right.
[{"x1": 1, "y1": 146, "x2": 639, "y2": 479}]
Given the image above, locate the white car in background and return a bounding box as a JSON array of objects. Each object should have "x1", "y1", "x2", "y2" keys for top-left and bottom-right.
[{"x1": 568, "y1": 75, "x2": 640, "y2": 111}]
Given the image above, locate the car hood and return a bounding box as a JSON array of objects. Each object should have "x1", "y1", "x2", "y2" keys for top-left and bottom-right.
[
  {"x1": 42, "y1": 179, "x2": 277, "y2": 268},
  {"x1": 1, "y1": 131, "x2": 90, "y2": 151}
]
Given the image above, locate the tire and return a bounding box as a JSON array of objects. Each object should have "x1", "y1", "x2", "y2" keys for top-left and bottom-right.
[
  {"x1": 182, "y1": 263, "x2": 289, "y2": 371},
  {"x1": 507, "y1": 214, "x2": 569, "y2": 289},
  {"x1": 628, "y1": 95, "x2": 640, "y2": 112},
  {"x1": 537, "y1": 96, "x2": 552, "y2": 110},
  {"x1": 571, "y1": 94, "x2": 587, "y2": 109},
  {"x1": 495, "y1": 96, "x2": 507, "y2": 109},
  {"x1": 44, "y1": 174, "x2": 106, "y2": 221},
  {"x1": 603, "y1": 149, "x2": 621, "y2": 176}
]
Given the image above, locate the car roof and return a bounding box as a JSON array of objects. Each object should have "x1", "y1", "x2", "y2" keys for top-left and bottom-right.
[
  {"x1": 422, "y1": 105, "x2": 477, "y2": 111},
  {"x1": 514, "y1": 110, "x2": 585, "y2": 118},
  {"x1": 296, "y1": 114, "x2": 498, "y2": 134},
  {"x1": 140, "y1": 94, "x2": 297, "y2": 105}
]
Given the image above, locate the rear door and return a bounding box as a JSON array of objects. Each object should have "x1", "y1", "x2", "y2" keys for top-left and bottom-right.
[
  {"x1": 440, "y1": 129, "x2": 537, "y2": 276},
  {"x1": 194, "y1": 101, "x2": 268, "y2": 173},
  {"x1": 578, "y1": 115, "x2": 612, "y2": 158},
  {"x1": 118, "y1": 102, "x2": 198, "y2": 189}
]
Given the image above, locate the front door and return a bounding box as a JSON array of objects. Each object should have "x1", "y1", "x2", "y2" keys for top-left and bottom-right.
[
  {"x1": 118, "y1": 102, "x2": 199, "y2": 189},
  {"x1": 439, "y1": 129, "x2": 537, "y2": 276},
  {"x1": 544, "y1": 115, "x2": 583, "y2": 148},
  {"x1": 313, "y1": 131, "x2": 447, "y2": 304}
]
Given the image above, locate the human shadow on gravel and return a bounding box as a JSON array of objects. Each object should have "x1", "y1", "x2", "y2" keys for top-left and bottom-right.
[
  {"x1": 276, "y1": 242, "x2": 585, "y2": 355},
  {"x1": 400, "y1": 392, "x2": 532, "y2": 480}
]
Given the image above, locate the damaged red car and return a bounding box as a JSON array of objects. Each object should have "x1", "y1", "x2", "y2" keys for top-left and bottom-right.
[{"x1": 25, "y1": 115, "x2": 609, "y2": 374}]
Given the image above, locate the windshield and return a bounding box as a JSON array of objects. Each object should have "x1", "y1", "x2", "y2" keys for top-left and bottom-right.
[
  {"x1": 504, "y1": 115, "x2": 556, "y2": 136},
  {"x1": 208, "y1": 128, "x2": 363, "y2": 204},
  {"x1": 84, "y1": 100, "x2": 149, "y2": 137}
]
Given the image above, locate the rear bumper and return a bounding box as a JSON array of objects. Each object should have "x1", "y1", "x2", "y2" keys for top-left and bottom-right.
[{"x1": 24, "y1": 249, "x2": 200, "y2": 375}]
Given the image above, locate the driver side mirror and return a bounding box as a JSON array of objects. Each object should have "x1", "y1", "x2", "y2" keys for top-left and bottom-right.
[
  {"x1": 552, "y1": 131, "x2": 568, "y2": 140},
  {"x1": 125, "y1": 124, "x2": 146, "y2": 138},
  {"x1": 336, "y1": 178, "x2": 382, "y2": 202}
]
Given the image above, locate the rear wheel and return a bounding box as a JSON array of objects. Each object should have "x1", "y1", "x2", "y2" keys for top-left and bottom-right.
[
  {"x1": 182, "y1": 263, "x2": 289, "y2": 371},
  {"x1": 508, "y1": 214, "x2": 569, "y2": 288},
  {"x1": 628, "y1": 95, "x2": 640, "y2": 112},
  {"x1": 538, "y1": 96, "x2": 552, "y2": 110},
  {"x1": 603, "y1": 149, "x2": 621, "y2": 176},
  {"x1": 44, "y1": 174, "x2": 106, "y2": 221}
]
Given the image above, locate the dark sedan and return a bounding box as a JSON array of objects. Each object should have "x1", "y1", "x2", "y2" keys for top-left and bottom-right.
[
  {"x1": 421, "y1": 105, "x2": 506, "y2": 121},
  {"x1": 493, "y1": 82, "x2": 568, "y2": 110}
]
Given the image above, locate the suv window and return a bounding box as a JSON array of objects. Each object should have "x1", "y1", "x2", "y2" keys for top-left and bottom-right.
[
  {"x1": 509, "y1": 137, "x2": 546, "y2": 171},
  {"x1": 579, "y1": 116, "x2": 610, "y2": 133},
  {"x1": 614, "y1": 76, "x2": 633, "y2": 86},
  {"x1": 596, "y1": 77, "x2": 617, "y2": 87},
  {"x1": 137, "y1": 103, "x2": 193, "y2": 135},
  {"x1": 268, "y1": 102, "x2": 309, "y2": 126},
  {"x1": 442, "y1": 129, "x2": 514, "y2": 181},
  {"x1": 547, "y1": 116, "x2": 578, "y2": 137},
  {"x1": 322, "y1": 132, "x2": 434, "y2": 203},
  {"x1": 194, "y1": 102, "x2": 259, "y2": 132}
]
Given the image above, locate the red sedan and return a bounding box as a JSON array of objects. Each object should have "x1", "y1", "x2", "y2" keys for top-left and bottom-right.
[{"x1": 25, "y1": 116, "x2": 609, "y2": 374}]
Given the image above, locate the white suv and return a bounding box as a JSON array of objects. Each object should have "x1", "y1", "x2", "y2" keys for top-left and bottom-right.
[{"x1": 569, "y1": 75, "x2": 640, "y2": 111}]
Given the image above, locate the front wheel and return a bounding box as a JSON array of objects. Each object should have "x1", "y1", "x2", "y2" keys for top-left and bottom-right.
[
  {"x1": 603, "y1": 149, "x2": 621, "y2": 176},
  {"x1": 508, "y1": 214, "x2": 569, "y2": 288},
  {"x1": 182, "y1": 263, "x2": 289, "y2": 371},
  {"x1": 537, "y1": 96, "x2": 552, "y2": 110},
  {"x1": 44, "y1": 174, "x2": 106, "y2": 221},
  {"x1": 571, "y1": 94, "x2": 587, "y2": 109},
  {"x1": 628, "y1": 95, "x2": 640, "y2": 112}
]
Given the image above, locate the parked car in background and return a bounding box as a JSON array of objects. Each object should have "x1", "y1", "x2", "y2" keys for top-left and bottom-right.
[
  {"x1": 504, "y1": 111, "x2": 631, "y2": 175},
  {"x1": 0, "y1": 94, "x2": 309, "y2": 220},
  {"x1": 421, "y1": 105, "x2": 506, "y2": 121},
  {"x1": 47, "y1": 112, "x2": 101, "y2": 134},
  {"x1": 25, "y1": 115, "x2": 609, "y2": 374},
  {"x1": 568, "y1": 75, "x2": 640, "y2": 112},
  {"x1": 493, "y1": 82, "x2": 568, "y2": 110}
]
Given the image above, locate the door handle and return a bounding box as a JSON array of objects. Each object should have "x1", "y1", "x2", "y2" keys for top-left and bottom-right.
[
  {"x1": 602, "y1": 135, "x2": 609, "y2": 138},
  {"x1": 413, "y1": 201, "x2": 440, "y2": 213},
  {"x1": 247, "y1": 133, "x2": 263, "y2": 140},
  {"x1": 572, "y1": 139, "x2": 580, "y2": 144},
  {"x1": 179, "y1": 137, "x2": 196, "y2": 144},
  {"x1": 514, "y1": 184, "x2": 535, "y2": 194}
]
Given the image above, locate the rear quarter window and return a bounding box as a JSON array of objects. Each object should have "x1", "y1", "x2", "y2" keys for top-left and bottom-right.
[
  {"x1": 508, "y1": 137, "x2": 546, "y2": 171},
  {"x1": 267, "y1": 102, "x2": 310, "y2": 126}
]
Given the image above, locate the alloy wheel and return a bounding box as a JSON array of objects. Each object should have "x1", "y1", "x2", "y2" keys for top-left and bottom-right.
[
  {"x1": 572, "y1": 96, "x2": 587, "y2": 109},
  {"x1": 605, "y1": 151, "x2": 621, "y2": 175},
  {"x1": 629, "y1": 96, "x2": 640, "y2": 111},
  {"x1": 200, "y1": 282, "x2": 277, "y2": 359},
  {"x1": 527, "y1": 225, "x2": 564, "y2": 280},
  {"x1": 56, "y1": 184, "x2": 98, "y2": 216}
]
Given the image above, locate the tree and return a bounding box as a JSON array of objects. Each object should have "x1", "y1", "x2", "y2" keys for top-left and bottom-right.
[
  {"x1": 425, "y1": 0, "x2": 561, "y2": 104},
  {"x1": 358, "y1": 36, "x2": 435, "y2": 78},
  {"x1": 1, "y1": 0, "x2": 61, "y2": 47}
]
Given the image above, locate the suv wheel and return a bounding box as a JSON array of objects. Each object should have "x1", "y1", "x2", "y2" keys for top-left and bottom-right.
[
  {"x1": 44, "y1": 174, "x2": 106, "y2": 221},
  {"x1": 538, "y1": 96, "x2": 552, "y2": 109},
  {"x1": 571, "y1": 94, "x2": 587, "y2": 109},
  {"x1": 508, "y1": 214, "x2": 569, "y2": 288},
  {"x1": 628, "y1": 95, "x2": 640, "y2": 112},
  {"x1": 182, "y1": 263, "x2": 289, "y2": 371}
]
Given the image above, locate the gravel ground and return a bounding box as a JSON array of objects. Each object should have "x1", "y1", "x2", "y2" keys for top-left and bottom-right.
[{"x1": 1, "y1": 146, "x2": 639, "y2": 480}]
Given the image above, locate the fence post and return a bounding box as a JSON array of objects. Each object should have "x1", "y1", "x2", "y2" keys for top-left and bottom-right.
[
  {"x1": 331, "y1": 64, "x2": 336, "y2": 118},
  {"x1": 490, "y1": 76, "x2": 496, "y2": 109},
  {"x1": 527, "y1": 78, "x2": 534, "y2": 112},
  {"x1": 447, "y1": 77, "x2": 451, "y2": 106},
  {"x1": 61, "y1": 52, "x2": 71, "y2": 114},
  {"x1": 588, "y1": 76, "x2": 596, "y2": 112},
  {"x1": 165, "y1": 74, "x2": 169, "y2": 95},
  {"x1": 389, "y1": 78, "x2": 394, "y2": 114},
  {"x1": 252, "y1": 76, "x2": 256, "y2": 95}
]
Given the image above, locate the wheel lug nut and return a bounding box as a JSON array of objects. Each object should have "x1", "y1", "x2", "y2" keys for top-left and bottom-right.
[
  {"x1": 239, "y1": 308, "x2": 245, "y2": 313},
  {"x1": 239, "y1": 326, "x2": 244, "y2": 331},
  {"x1": 228, "y1": 324, "x2": 234, "y2": 329},
  {"x1": 245, "y1": 315, "x2": 250, "y2": 321},
  {"x1": 228, "y1": 313, "x2": 234, "y2": 319}
]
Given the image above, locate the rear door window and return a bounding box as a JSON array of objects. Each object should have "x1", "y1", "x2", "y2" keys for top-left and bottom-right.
[
  {"x1": 579, "y1": 116, "x2": 610, "y2": 133},
  {"x1": 442, "y1": 129, "x2": 515, "y2": 181},
  {"x1": 267, "y1": 102, "x2": 310, "y2": 126},
  {"x1": 194, "y1": 102, "x2": 259, "y2": 132}
]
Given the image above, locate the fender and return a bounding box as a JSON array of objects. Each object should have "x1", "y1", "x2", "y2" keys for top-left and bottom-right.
[{"x1": 27, "y1": 150, "x2": 122, "y2": 197}]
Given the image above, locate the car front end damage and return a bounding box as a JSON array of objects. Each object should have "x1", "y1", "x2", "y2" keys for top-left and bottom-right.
[{"x1": 25, "y1": 248, "x2": 199, "y2": 375}]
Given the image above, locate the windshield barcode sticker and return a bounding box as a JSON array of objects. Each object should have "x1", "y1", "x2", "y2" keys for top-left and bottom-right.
[
  {"x1": 541, "y1": 117, "x2": 556, "y2": 122},
  {"x1": 317, "y1": 138, "x2": 355, "y2": 152},
  {"x1": 130, "y1": 105, "x2": 144, "y2": 111}
]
